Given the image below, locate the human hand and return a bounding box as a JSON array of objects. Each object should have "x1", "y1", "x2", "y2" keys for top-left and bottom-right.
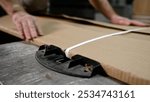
[
  {"x1": 110, "y1": 15, "x2": 147, "y2": 27},
  {"x1": 12, "y1": 11, "x2": 40, "y2": 40}
]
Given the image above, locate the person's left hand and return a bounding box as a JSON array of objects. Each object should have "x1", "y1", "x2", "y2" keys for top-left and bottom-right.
[{"x1": 110, "y1": 15, "x2": 147, "y2": 27}]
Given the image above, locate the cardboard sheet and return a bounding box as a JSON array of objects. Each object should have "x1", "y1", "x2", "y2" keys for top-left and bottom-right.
[{"x1": 0, "y1": 15, "x2": 150, "y2": 84}]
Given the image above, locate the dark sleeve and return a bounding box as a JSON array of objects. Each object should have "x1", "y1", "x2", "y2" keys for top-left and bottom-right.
[{"x1": 50, "y1": 0, "x2": 95, "y2": 19}]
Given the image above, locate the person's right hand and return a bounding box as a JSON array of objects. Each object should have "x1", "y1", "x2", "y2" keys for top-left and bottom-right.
[
  {"x1": 12, "y1": 11, "x2": 40, "y2": 40},
  {"x1": 110, "y1": 15, "x2": 147, "y2": 27}
]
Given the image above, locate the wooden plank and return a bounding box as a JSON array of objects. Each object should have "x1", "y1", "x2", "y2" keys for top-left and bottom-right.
[{"x1": 0, "y1": 15, "x2": 150, "y2": 84}]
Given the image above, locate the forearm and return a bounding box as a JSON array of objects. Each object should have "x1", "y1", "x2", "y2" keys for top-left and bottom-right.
[
  {"x1": 89, "y1": 0, "x2": 118, "y2": 19},
  {"x1": 0, "y1": 0, "x2": 24, "y2": 16}
]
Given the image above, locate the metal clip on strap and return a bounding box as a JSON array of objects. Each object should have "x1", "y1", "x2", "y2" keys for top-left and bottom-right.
[{"x1": 35, "y1": 45, "x2": 107, "y2": 78}]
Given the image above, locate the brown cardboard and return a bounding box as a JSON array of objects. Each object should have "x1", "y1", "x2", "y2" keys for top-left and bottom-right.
[
  {"x1": 0, "y1": 15, "x2": 150, "y2": 84},
  {"x1": 0, "y1": 16, "x2": 149, "y2": 37},
  {"x1": 133, "y1": 0, "x2": 150, "y2": 24}
]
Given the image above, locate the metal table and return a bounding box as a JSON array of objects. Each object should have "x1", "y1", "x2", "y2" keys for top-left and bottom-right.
[{"x1": 0, "y1": 42, "x2": 122, "y2": 85}]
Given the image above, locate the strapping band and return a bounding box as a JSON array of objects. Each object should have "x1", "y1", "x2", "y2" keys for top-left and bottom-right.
[{"x1": 65, "y1": 28, "x2": 147, "y2": 58}]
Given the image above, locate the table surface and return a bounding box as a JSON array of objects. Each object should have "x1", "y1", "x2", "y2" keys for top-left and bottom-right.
[{"x1": 0, "y1": 42, "x2": 123, "y2": 85}]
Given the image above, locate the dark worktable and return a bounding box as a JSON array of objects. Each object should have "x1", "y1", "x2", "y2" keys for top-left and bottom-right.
[{"x1": 0, "y1": 42, "x2": 123, "y2": 85}]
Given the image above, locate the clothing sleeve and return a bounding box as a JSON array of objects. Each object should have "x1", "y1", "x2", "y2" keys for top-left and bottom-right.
[{"x1": 20, "y1": 0, "x2": 48, "y2": 13}]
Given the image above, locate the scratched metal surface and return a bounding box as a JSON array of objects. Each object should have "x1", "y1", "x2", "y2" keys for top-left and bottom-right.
[{"x1": 0, "y1": 42, "x2": 122, "y2": 85}]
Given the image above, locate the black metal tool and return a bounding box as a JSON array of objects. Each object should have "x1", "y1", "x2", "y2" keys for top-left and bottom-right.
[{"x1": 35, "y1": 45, "x2": 107, "y2": 78}]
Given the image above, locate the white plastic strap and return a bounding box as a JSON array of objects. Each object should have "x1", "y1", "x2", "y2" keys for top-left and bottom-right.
[{"x1": 65, "y1": 28, "x2": 147, "y2": 58}]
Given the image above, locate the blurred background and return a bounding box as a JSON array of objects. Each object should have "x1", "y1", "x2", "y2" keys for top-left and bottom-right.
[
  {"x1": 0, "y1": 0, "x2": 149, "y2": 23},
  {"x1": 49, "y1": 0, "x2": 133, "y2": 22},
  {"x1": 49, "y1": 0, "x2": 149, "y2": 23}
]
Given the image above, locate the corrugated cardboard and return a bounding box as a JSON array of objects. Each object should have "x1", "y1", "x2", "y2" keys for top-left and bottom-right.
[{"x1": 0, "y1": 15, "x2": 150, "y2": 84}]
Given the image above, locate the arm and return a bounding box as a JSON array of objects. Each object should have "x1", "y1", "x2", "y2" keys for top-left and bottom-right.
[
  {"x1": 89, "y1": 0, "x2": 147, "y2": 26},
  {"x1": 0, "y1": 0, "x2": 24, "y2": 15},
  {"x1": 0, "y1": 0, "x2": 40, "y2": 40}
]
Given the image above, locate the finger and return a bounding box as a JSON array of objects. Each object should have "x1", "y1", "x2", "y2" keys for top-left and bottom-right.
[
  {"x1": 130, "y1": 20, "x2": 147, "y2": 27},
  {"x1": 14, "y1": 21, "x2": 25, "y2": 39},
  {"x1": 21, "y1": 20, "x2": 32, "y2": 40},
  {"x1": 27, "y1": 19, "x2": 39, "y2": 38},
  {"x1": 34, "y1": 21, "x2": 42, "y2": 36},
  {"x1": 111, "y1": 19, "x2": 130, "y2": 26},
  {"x1": 12, "y1": 16, "x2": 25, "y2": 39},
  {"x1": 117, "y1": 19, "x2": 130, "y2": 26}
]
